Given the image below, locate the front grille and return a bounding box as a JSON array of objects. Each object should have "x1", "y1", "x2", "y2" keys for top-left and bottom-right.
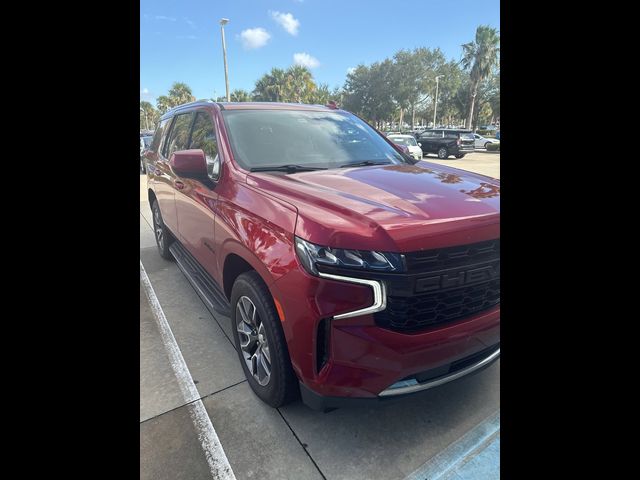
[
  {"x1": 404, "y1": 239, "x2": 500, "y2": 273},
  {"x1": 375, "y1": 239, "x2": 500, "y2": 332}
]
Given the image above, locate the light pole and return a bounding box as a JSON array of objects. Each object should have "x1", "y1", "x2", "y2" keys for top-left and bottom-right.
[
  {"x1": 433, "y1": 75, "x2": 443, "y2": 128},
  {"x1": 219, "y1": 18, "x2": 230, "y2": 102},
  {"x1": 140, "y1": 107, "x2": 149, "y2": 131}
]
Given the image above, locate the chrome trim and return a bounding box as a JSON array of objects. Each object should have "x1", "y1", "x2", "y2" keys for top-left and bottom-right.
[
  {"x1": 317, "y1": 272, "x2": 386, "y2": 320},
  {"x1": 378, "y1": 348, "x2": 500, "y2": 397}
]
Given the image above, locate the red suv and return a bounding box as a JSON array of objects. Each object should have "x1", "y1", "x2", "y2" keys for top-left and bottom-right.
[{"x1": 145, "y1": 101, "x2": 500, "y2": 410}]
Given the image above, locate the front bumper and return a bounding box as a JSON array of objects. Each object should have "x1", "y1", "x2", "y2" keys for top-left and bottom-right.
[
  {"x1": 271, "y1": 265, "x2": 500, "y2": 407},
  {"x1": 299, "y1": 344, "x2": 500, "y2": 411}
]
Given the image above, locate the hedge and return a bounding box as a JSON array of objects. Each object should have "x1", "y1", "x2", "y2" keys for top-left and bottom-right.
[{"x1": 486, "y1": 143, "x2": 500, "y2": 151}]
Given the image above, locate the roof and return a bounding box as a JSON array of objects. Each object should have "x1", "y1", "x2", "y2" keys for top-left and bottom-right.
[
  {"x1": 216, "y1": 102, "x2": 339, "y2": 111},
  {"x1": 160, "y1": 101, "x2": 342, "y2": 120}
]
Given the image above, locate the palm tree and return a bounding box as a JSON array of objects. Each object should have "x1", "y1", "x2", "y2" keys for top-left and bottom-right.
[
  {"x1": 460, "y1": 26, "x2": 500, "y2": 130},
  {"x1": 230, "y1": 89, "x2": 252, "y2": 102},
  {"x1": 167, "y1": 82, "x2": 196, "y2": 106},
  {"x1": 286, "y1": 65, "x2": 315, "y2": 103},
  {"x1": 253, "y1": 68, "x2": 288, "y2": 102},
  {"x1": 268, "y1": 68, "x2": 288, "y2": 102}
]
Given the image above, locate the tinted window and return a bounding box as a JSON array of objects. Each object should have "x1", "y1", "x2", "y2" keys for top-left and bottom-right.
[
  {"x1": 165, "y1": 113, "x2": 194, "y2": 158},
  {"x1": 189, "y1": 111, "x2": 220, "y2": 180},
  {"x1": 461, "y1": 133, "x2": 475, "y2": 141},
  {"x1": 222, "y1": 110, "x2": 406, "y2": 170},
  {"x1": 151, "y1": 118, "x2": 170, "y2": 152}
]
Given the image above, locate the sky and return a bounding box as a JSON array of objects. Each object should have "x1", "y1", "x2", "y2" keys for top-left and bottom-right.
[{"x1": 140, "y1": 0, "x2": 500, "y2": 106}]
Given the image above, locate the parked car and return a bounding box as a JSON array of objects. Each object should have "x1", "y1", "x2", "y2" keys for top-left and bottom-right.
[
  {"x1": 387, "y1": 134, "x2": 423, "y2": 160},
  {"x1": 473, "y1": 134, "x2": 500, "y2": 149},
  {"x1": 140, "y1": 135, "x2": 153, "y2": 173},
  {"x1": 417, "y1": 129, "x2": 476, "y2": 159},
  {"x1": 496, "y1": 130, "x2": 500, "y2": 140},
  {"x1": 145, "y1": 101, "x2": 500, "y2": 410}
]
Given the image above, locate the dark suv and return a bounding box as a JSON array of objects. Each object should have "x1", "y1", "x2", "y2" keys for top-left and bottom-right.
[
  {"x1": 417, "y1": 129, "x2": 476, "y2": 159},
  {"x1": 144, "y1": 101, "x2": 500, "y2": 410}
]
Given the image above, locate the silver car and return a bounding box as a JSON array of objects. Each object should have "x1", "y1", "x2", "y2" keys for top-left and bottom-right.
[{"x1": 474, "y1": 134, "x2": 500, "y2": 149}]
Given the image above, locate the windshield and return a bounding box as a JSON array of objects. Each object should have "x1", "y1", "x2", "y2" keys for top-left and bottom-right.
[
  {"x1": 142, "y1": 136, "x2": 153, "y2": 147},
  {"x1": 221, "y1": 109, "x2": 406, "y2": 170},
  {"x1": 389, "y1": 136, "x2": 417, "y2": 146}
]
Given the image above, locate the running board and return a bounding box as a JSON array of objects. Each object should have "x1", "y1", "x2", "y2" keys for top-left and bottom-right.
[{"x1": 169, "y1": 242, "x2": 231, "y2": 317}]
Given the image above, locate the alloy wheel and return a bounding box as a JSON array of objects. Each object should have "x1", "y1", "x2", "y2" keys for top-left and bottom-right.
[
  {"x1": 236, "y1": 296, "x2": 272, "y2": 386},
  {"x1": 153, "y1": 205, "x2": 164, "y2": 250}
]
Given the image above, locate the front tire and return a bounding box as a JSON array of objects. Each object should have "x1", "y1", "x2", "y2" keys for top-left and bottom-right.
[
  {"x1": 231, "y1": 271, "x2": 298, "y2": 407},
  {"x1": 455, "y1": 154, "x2": 465, "y2": 159},
  {"x1": 484, "y1": 142, "x2": 491, "y2": 149},
  {"x1": 151, "y1": 199, "x2": 174, "y2": 260},
  {"x1": 438, "y1": 147, "x2": 449, "y2": 159}
]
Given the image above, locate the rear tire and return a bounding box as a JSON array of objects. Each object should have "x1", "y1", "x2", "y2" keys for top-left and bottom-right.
[
  {"x1": 231, "y1": 271, "x2": 298, "y2": 408},
  {"x1": 484, "y1": 142, "x2": 491, "y2": 149},
  {"x1": 438, "y1": 147, "x2": 449, "y2": 159},
  {"x1": 151, "y1": 199, "x2": 174, "y2": 260}
]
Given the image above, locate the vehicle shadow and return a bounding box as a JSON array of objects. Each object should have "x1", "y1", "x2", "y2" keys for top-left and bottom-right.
[{"x1": 279, "y1": 363, "x2": 499, "y2": 479}]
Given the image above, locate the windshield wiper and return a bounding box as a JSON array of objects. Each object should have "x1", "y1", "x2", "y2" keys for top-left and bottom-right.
[
  {"x1": 339, "y1": 160, "x2": 391, "y2": 168},
  {"x1": 250, "y1": 164, "x2": 328, "y2": 173}
]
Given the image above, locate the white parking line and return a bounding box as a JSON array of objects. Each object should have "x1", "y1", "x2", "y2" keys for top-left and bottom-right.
[
  {"x1": 405, "y1": 409, "x2": 500, "y2": 480},
  {"x1": 140, "y1": 260, "x2": 236, "y2": 480}
]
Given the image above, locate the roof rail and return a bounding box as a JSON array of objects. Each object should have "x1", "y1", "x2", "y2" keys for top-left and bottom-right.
[{"x1": 160, "y1": 100, "x2": 215, "y2": 119}]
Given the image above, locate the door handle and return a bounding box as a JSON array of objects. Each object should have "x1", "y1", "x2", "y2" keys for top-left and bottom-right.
[{"x1": 174, "y1": 180, "x2": 185, "y2": 190}]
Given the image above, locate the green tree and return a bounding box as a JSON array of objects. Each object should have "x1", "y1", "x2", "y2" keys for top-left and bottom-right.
[
  {"x1": 461, "y1": 25, "x2": 500, "y2": 129},
  {"x1": 308, "y1": 83, "x2": 331, "y2": 104},
  {"x1": 140, "y1": 100, "x2": 158, "y2": 130},
  {"x1": 253, "y1": 68, "x2": 288, "y2": 101},
  {"x1": 286, "y1": 65, "x2": 316, "y2": 103},
  {"x1": 230, "y1": 89, "x2": 252, "y2": 102},
  {"x1": 168, "y1": 82, "x2": 196, "y2": 105},
  {"x1": 343, "y1": 60, "x2": 395, "y2": 128},
  {"x1": 392, "y1": 48, "x2": 446, "y2": 129},
  {"x1": 156, "y1": 95, "x2": 172, "y2": 115}
]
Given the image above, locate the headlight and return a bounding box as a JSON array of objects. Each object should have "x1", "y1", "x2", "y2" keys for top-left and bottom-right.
[{"x1": 295, "y1": 236, "x2": 405, "y2": 275}]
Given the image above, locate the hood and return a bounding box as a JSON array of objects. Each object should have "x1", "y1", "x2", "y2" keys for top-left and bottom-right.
[{"x1": 246, "y1": 161, "x2": 500, "y2": 252}]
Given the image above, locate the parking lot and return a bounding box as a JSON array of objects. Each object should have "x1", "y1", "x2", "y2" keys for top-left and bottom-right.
[{"x1": 140, "y1": 151, "x2": 500, "y2": 480}]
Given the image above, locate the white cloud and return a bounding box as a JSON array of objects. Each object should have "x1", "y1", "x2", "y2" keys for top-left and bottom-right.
[
  {"x1": 347, "y1": 67, "x2": 356, "y2": 74},
  {"x1": 270, "y1": 11, "x2": 300, "y2": 36},
  {"x1": 184, "y1": 18, "x2": 196, "y2": 29},
  {"x1": 141, "y1": 88, "x2": 150, "y2": 95},
  {"x1": 239, "y1": 28, "x2": 271, "y2": 49},
  {"x1": 155, "y1": 15, "x2": 176, "y2": 21},
  {"x1": 293, "y1": 52, "x2": 320, "y2": 68}
]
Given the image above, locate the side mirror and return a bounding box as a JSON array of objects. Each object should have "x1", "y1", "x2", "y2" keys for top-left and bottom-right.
[
  {"x1": 170, "y1": 149, "x2": 208, "y2": 177},
  {"x1": 418, "y1": 142, "x2": 422, "y2": 146}
]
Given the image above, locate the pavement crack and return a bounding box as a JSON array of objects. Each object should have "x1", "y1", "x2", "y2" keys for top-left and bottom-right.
[
  {"x1": 140, "y1": 380, "x2": 247, "y2": 425},
  {"x1": 276, "y1": 408, "x2": 328, "y2": 480}
]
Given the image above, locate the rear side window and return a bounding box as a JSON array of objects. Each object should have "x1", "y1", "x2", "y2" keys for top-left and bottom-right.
[
  {"x1": 189, "y1": 111, "x2": 220, "y2": 181},
  {"x1": 164, "y1": 113, "x2": 194, "y2": 158},
  {"x1": 151, "y1": 118, "x2": 170, "y2": 152}
]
